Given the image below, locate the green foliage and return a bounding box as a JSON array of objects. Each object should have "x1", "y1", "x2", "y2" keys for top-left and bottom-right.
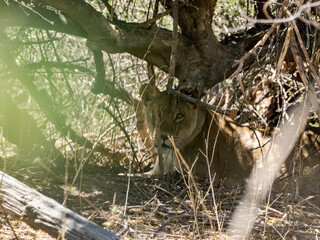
[
  {"x1": 0, "y1": 25, "x2": 144, "y2": 166},
  {"x1": 0, "y1": 0, "x2": 266, "y2": 168}
]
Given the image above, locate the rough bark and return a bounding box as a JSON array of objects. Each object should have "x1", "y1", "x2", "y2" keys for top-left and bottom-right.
[
  {"x1": 1, "y1": 0, "x2": 245, "y2": 90},
  {"x1": 0, "y1": 171, "x2": 121, "y2": 240}
]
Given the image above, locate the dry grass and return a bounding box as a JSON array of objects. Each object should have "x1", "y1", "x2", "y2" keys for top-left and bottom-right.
[
  {"x1": 1, "y1": 162, "x2": 319, "y2": 239},
  {"x1": 1, "y1": 4, "x2": 320, "y2": 238},
  {"x1": 0, "y1": 213, "x2": 54, "y2": 240}
]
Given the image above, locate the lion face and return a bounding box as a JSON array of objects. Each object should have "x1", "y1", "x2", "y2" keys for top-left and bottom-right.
[
  {"x1": 139, "y1": 84, "x2": 320, "y2": 189},
  {"x1": 139, "y1": 83, "x2": 257, "y2": 179},
  {"x1": 139, "y1": 83, "x2": 258, "y2": 179},
  {"x1": 141, "y1": 85, "x2": 206, "y2": 149}
]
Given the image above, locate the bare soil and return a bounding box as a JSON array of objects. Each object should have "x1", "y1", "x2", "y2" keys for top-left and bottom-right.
[{"x1": 0, "y1": 157, "x2": 320, "y2": 239}]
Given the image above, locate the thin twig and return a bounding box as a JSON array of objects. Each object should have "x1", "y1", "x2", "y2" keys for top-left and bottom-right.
[
  {"x1": 101, "y1": 0, "x2": 118, "y2": 21},
  {"x1": 167, "y1": 0, "x2": 179, "y2": 91},
  {"x1": 242, "y1": 1, "x2": 320, "y2": 24},
  {"x1": 156, "y1": 213, "x2": 215, "y2": 232},
  {"x1": 230, "y1": 0, "x2": 289, "y2": 79},
  {"x1": 0, "y1": 204, "x2": 20, "y2": 240},
  {"x1": 292, "y1": 17, "x2": 320, "y2": 87},
  {"x1": 138, "y1": 2, "x2": 187, "y2": 29},
  {"x1": 168, "y1": 89, "x2": 228, "y2": 114}
]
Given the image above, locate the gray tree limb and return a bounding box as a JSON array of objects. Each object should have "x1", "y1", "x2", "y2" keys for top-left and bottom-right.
[
  {"x1": 1, "y1": 0, "x2": 245, "y2": 90},
  {"x1": 0, "y1": 171, "x2": 121, "y2": 240}
]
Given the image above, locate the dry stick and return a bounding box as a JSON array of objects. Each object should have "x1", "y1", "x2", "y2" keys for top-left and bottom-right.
[
  {"x1": 289, "y1": 30, "x2": 320, "y2": 116},
  {"x1": 101, "y1": 0, "x2": 118, "y2": 21},
  {"x1": 292, "y1": 17, "x2": 320, "y2": 87},
  {"x1": 230, "y1": 0, "x2": 289, "y2": 79},
  {"x1": 297, "y1": 195, "x2": 320, "y2": 212},
  {"x1": 152, "y1": 0, "x2": 176, "y2": 174},
  {"x1": 262, "y1": 27, "x2": 295, "y2": 232},
  {"x1": 139, "y1": 8, "x2": 172, "y2": 28},
  {"x1": 0, "y1": 204, "x2": 20, "y2": 240},
  {"x1": 237, "y1": 74, "x2": 251, "y2": 107},
  {"x1": 171, "y1": 142, "x2": 201, "y2": 236},
  {"x1": 229, "y1": 2, "x2": 292, "y2": 237},
  {"x1": 0, "y1": 171, "x2": 119, "y2": 240},
  {"x1": 144, "y1": 65, "x2": 164, "y2": 175},
  {"x1": 156, "y1": 213, "x2": 213, "y2": 232},
  {"x1": 169, "y1": 137, "x2": 216, "y2": 232},
  {"x1": 169, "y1": 90, "x2": 227, "y2": 114},
  {"x1": 231, "y1": 1, "x2": 290, "y2": 124},
  {"x1": 153, "y1": 104, "x2": 164, "y2": 175},
  {"x1": 229, "y1": 99, "x2": 310, "y2": 239},
  {"x1": 289, "y1": 37, "x2": 320, "y2": 224},
  {"x1": 273, "y1": 24, "x2": 293, "y2": 113},
  {"x1": 167, "y1": 0, "x2": 179, "y2": 91},
  {"x1": 276, "y1": 25, "x2": 293, "y2": 73},
  {"x1": 204, "y1": 116, "x2": 222, "y2": 234},
  {"x1": 46, "y1": 30, "x2": 74, "y2": 96},
  {"x1": 243, "y1": 1, "x2": 320, "y2": 24},
  {"x1": 101, "y1": 105, "x2": 136, "y2": 216},
  {"x1": 138, "y1": 1, "x2": 187, "y2": 28},
  {"x1": 230, "y1": 23, "x2": 278, "y2": 79}
]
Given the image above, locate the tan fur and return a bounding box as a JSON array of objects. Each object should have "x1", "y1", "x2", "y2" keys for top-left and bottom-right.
[
  {"x1": 141, "y1": 84, "x2": 320, "y2": 188},
  {"x1": 141, "y1": 84, "x2": 271, "y2": 185}
]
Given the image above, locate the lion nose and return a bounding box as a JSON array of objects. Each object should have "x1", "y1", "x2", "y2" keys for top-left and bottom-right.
[
  {"x1": 161, "y1": 135, "x2": 173, "y2": 148},
  {"x1": 161, "y1": 135, "x2": 168, "y2": 141}
]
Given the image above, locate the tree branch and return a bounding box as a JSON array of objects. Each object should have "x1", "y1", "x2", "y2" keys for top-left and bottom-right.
[
  {"x1": 4, "y1": 0, "x2": 244, "y2": 90},
  {"x1": 32, "y1": 0, "x2": 119, "y2": 43},
  {"x1": 0, "y1": 1, "x2": 87, "y2": 37},
  {"x1": 0, "y1": 171, "x2": 120, "y2": 240}
]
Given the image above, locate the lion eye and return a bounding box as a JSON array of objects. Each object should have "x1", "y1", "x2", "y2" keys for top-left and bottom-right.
[{"x1": 176, "y1": 113, "x2": 184, "y2": 120}]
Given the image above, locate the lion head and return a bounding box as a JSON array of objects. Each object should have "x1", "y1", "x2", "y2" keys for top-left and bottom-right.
[
  {"x1": 139, "y1": 83, "x2": 320, "y2": 190},
  {"x1": 139, "y1": 83, "x2": 213, "y2": 176},
  {"x1": 140, "y1": 83, "x2": 207, "y2": 149},
  {"x1": 139, "y1": 82, "x2": 259, "y2": 184}
]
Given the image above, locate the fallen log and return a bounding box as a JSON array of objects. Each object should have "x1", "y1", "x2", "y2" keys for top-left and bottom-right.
[{"x1": 0, "y1": 171, "x2": 121, "y2": 240}]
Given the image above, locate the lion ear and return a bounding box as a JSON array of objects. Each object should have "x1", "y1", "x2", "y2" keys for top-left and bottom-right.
[{"x1": 140, "y1": 82, "x2": 160, "y2": 102}]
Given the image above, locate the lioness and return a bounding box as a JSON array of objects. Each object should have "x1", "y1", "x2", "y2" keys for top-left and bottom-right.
[
  {"x1": 140, "y1": 83, "x2": 271, "y2": 186},
  {"x1": 140, "y1": 83, "x2": 320, "y2": 188}
]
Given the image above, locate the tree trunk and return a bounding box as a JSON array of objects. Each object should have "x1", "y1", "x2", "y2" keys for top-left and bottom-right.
[
  {"x1": 0, "y1": 0, "x2": 245, "y2": 90},
  {"x1": 0, "y1": 171, "x2": 121, "y2": 240}
]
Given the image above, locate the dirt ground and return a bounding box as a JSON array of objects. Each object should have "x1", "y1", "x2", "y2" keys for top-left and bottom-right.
[{"x1": 0, "y1": 156, "x2": 320, "y2": 240}]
